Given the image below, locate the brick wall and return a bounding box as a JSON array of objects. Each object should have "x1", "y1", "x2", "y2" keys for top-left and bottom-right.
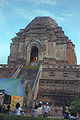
[{"x1": 67, "y1": 40, "x2": 77, "y2": 65}]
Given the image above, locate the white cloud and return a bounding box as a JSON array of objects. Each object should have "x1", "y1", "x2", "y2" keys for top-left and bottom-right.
[
  {"x1": 26, "y1": 0, "x2": 57, "y2": 5},
  {"x1": 62, "y1": 13, "x2": 72, "y2": 17},
  {"x1": 55, "y1": 16, "x2": 65, "y2": 22},
  {"x1": 14, "y1": 7, "x2": 34, "y2": 20},
  {"x1": 0, "y1": 0, "x2": 8, "y2": 3},
  {"x1": 0, "y1": 0, "x2": 9, "y2": 6},
  {"x1": 34, "y1": 9, "x2": 65, "y2": 22},
  {"x1": 61, "y1": 10, "x2": 73, "y2": 17},
  {"x1": 0, "y1": 9, "x2": 8, "y2": 32},
  {"x1": 15, "y1": 7, "x2": 65, "y2": 23},
  {"x1": 0, "y1": 9, "x2": 11, "y2": 39},
  {"x1": 39, "y1": 0, "x2": 57, "y2": 5}
]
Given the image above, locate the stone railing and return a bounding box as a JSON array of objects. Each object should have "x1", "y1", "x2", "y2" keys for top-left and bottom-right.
[
  {"x1": 11, "y1": 65, "x2": 22, "y2": 78},
  {"x1": 32, "y1": 65, "x2": 42, "y2": 100}
]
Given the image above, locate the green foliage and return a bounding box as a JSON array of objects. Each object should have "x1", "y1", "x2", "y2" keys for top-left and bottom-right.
[
  {"x1": 70, "y1": 95, "x2": 80, "y2": 113},
  {"x1": 0, "y1": 113, "x2": 62, "y2": 120}
]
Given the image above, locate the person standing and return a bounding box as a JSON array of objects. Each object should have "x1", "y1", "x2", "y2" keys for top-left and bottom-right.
[
  {"x1": 62, "y1": 106, "x2": 66, "y2": 119},
  {"x1": 65, "y1": 105, "x2": 69, "y2": 119},
  {"x1": 43, "y1": 102, "x2": 50, "y2": 117},
  {"x1": 14, "y1": 102, "x2": 22, "y2": 115},
  {"x1": 37, "y1": 101, "x2": 43, "y2": 117}
]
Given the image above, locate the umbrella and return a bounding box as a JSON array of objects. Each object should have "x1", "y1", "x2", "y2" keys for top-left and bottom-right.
[{"x1": 0, "y1": 78, "x2": 25, "y2": 97}]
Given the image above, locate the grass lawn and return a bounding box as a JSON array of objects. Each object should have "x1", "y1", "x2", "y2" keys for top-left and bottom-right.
[{"x1": 0, "y1": 113, "x2": 63, "y2": 120}]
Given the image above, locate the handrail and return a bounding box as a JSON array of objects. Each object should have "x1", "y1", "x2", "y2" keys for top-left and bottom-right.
[
  {"x1": 11, "y1": 65, "x2": 22, "y2": 78},
  {"x1": 32, "y1": 65, "x2": 42, "y2": 100}
]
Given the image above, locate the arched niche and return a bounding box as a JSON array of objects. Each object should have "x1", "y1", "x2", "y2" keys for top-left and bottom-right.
[
  {"x1": 30, "y1": 46, "x2": 38, "y2": 63},
  {"x1": 26, "y1": 39, "x2": 44, "y2": 65}
]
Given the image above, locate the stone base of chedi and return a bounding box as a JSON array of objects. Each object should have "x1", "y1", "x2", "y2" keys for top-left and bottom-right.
[{"x1": 0, "y1": 17, "x2": 80, "y2": 115}]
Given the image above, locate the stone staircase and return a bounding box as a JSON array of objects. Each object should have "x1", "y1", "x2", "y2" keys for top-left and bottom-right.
[
  {"x1": 17, "y1": 66, "x2": 39, "y2": 91},
  {"x1": 17, "y1": 66, "x2": 39, "y2": 93},
  {"x1": 16, "y1": 65, "x2": 42, "y2": 107}
]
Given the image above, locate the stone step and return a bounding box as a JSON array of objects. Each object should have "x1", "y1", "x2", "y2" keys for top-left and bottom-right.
[
  {"x1": 17, "y1": 68, "x2": 39, "y2": 90},
  {"x1": 39, "y1": 79, "x2": 80, "y2": 85},
  {"x1": 37, "y1": 78, "x2": 78, "y2": 106},
  {"x1": 39, "y1": 79, "x2": 80, "y2": 94}
]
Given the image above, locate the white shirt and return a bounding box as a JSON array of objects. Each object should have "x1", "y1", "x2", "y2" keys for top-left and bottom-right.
[
  {"x1": 37, "y1": 106, "x2": 42, "y2": 115},
  {"x1": 44, "y1": 105, "x2": 50, "y2": 113},
  {"x1": 14, "y1": 107, "x2": 22, "y2": 115}
]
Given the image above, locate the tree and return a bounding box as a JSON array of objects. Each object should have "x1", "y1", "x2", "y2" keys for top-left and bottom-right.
[{"x1": 70, "y1": 95, "x2": 80, "y2": 113}]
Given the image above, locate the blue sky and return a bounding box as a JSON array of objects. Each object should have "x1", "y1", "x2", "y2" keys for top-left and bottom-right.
[{"x1": 0, "y1": 0, "x2": 80, "y2": 64}]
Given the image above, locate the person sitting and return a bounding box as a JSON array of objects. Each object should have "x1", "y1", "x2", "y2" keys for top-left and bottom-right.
[
  {"x1": 6, "y1": 104, "x2": 11, "y2": 113},
  {"x1": 69, "y1": 112, "x2": 76, "y2": 120},
  {"x1": 31, "y1": 105, "x2": 38, "y2": 117}
]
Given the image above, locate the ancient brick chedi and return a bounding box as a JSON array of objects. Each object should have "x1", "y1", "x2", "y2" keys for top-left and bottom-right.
[
  {"x1": 8, "y1": 17, "x2": 77, "y2": 66},
  {"x1": 0, "y1": 17, "x2": 80, "y2": 111}
]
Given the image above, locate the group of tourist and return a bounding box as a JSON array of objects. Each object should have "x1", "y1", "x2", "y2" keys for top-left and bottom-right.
[
  {"x1": 13, "y1": 101, "x2": 50, "y2": 117},
  {"x1": 0, "y1": 101, "x2": 50, "y2": 118},
  {"x1": 31, "y1": 101, "x2": 50, "y2": 117},
  {"x1": 0, "y1": 103, "x2": 21, "y2": 115},
  {"x1": 1, "y1": 101, "x2": 80, "y2": 119},
  {"x1": 62, "y1": 105, "x2": 80, "y2": 120},
  {"x1": 12, "y1": 102, "x2": 80, "y2": 119}
]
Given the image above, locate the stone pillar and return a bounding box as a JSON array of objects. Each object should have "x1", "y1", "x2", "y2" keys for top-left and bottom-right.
[
  {"x1": 38, "y1": 51, "x2": 43, "y2": 61},
  {"x1": 26, "y1": 50, "x2": 31, "y2": 65}
]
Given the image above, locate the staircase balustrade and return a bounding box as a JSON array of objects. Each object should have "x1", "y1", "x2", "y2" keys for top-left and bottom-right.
[
  {"x1": 32, "y1": 65, "x2": 42, "y2": 100},
  {"x1": 11, "y1": 65, "x2": 22, "y2": 78}
]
